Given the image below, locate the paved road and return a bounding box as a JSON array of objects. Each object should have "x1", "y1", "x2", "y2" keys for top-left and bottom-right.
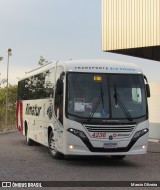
[{"x1": 0, "y1": 131, "x2": 160, "y2": 190}]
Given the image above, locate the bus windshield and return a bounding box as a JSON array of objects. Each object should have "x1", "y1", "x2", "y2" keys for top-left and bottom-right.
[{"x1": 67, "y1": 73, "x2": 147, "y2": 120}]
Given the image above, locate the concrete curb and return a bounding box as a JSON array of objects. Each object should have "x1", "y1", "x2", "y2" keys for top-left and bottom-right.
[
  {"x1": 0, "y1": 129, "x2": 17, "y2": 135},
  {"x1": 148, "y1": 139, "x2": 160, "y2": 143}
]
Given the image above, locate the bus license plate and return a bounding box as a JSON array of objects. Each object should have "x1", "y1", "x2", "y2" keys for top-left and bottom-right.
[{"x1": 103, "y1": 143, "x2": 118, "y2": 149}]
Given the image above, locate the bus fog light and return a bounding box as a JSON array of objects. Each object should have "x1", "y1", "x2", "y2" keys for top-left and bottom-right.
[
  {"x1": 69, "y1": 145, "x2": 74, "y2": 150},
  {"x1": 142, "y1": 145, "x2": 146, "y2": 149}
]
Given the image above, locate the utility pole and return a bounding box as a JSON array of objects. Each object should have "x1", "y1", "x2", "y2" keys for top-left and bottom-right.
[{"x1": 6, "y1": 49, "x2": 12, "y2": 131}]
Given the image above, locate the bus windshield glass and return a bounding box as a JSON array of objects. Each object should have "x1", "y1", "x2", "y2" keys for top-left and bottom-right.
[{"x1": 67, "y1": 73, "x2": 146, "y2": 120}]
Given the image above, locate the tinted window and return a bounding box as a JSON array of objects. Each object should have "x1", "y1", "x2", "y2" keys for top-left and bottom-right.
[{"x1": 17, "y1": 68, "x2": 55, "y2": 100}]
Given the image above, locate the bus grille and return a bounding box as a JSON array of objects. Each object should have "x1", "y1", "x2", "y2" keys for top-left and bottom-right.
[{"x1": 84, "y1": 125, "x2": 135, "y2": 133}]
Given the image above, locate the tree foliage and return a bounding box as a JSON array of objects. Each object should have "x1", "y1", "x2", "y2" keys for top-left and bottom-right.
[
  {"x1": 38, "y1": 56, "x2": 48, "y2": 66},
  {"x1": 0, "y1": 56, "x2": 3, "y2": 61},
  {"x1": 0, "y1": 85, "x2": 17, "y2": 131}
]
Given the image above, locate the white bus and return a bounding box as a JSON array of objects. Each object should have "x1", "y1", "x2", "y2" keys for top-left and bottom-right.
[{"x1": 16, "y1": 59, "x2": 150, "y2": 159}]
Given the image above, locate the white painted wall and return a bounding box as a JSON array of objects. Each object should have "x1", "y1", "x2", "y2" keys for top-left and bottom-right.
[{"x1": 148, "y1": 83, "x2": 160, "y2": 139}]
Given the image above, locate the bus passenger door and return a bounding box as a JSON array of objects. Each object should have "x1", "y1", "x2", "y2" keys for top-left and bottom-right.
[
  {"x1": 54, "y1": 72, "x2": 64, "y2": 125},
  {"x1": 54, "y1": 71, "x2": 64, "y2": 151}
]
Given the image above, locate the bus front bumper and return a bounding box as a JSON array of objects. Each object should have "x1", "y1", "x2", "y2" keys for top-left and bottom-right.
[{"x1": 64, "y1": 130, "x2": 149, "y2": 156}]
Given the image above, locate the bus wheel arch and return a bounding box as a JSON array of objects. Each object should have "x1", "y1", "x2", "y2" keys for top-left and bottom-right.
[
  {"x1": 25, "y1": 121, "x2": 34, "y2": 146},
  {"x1": 48, "y1": 127, "x2": 64, "y2": 159},
  {"x1": 48, "y1": 126, "x2": 53, "y2": 141}
]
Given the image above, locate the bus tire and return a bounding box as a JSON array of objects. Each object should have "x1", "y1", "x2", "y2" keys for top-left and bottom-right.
[
  {"x1": 26, "y1": 127, "x2": 34, "y2": 146},
  {"x1": 48, "y1": 131, "x2": 64, "y2": 159},
  {"x1": 111, "y1": 155, "x2": 126, "y2": 160}
]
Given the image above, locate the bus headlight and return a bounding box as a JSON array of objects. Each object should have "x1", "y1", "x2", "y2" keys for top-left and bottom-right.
[
  {"x1": 132, "y1": 128, "x2": 149, "y2": 141},
  {"x1": 67, "y1": 128, "x2": 88, "y2": 140}
]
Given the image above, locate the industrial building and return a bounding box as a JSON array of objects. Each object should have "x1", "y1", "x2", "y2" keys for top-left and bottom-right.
[
  {"x1": 102, "y1": 0, "x2": 160, "y2": 140},
  {"x1": 102, "y1": 0, "x2": 160, "y2": 61}
]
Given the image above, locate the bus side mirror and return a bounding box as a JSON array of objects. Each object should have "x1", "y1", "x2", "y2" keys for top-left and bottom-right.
[{"x1": 145, "y1": 84, "x2": 150, "y2": 98}]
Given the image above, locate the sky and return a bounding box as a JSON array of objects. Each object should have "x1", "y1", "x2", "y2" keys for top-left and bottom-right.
[{"x1": 0, "y1": 0, "x2": 160, "y2": 86}]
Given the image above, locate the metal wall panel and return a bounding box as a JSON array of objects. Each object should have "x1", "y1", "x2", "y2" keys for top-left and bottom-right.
[{"x1": 102, "y1": 0, "x2": 160, "y2": 51}]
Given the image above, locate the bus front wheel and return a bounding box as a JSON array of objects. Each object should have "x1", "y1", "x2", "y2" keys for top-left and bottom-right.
[
  {"x1": 26, "y1": 127, "x2": 34, "y2": 146},
  {"x1": 48, "y1": 131, "x2": 64, "y2": 159}
]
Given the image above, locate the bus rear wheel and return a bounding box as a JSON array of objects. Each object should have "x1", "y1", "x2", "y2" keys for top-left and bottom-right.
[{"x1": 48, "y1": 131, "x2": 64, "y2": 159}]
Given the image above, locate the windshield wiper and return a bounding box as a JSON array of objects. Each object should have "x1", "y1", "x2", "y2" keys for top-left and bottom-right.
[
  {"x1": 88, "y1": 83, "x2": 105, "y2": 121},
  {"x1": 114, "y1": 83, "x2": 133, "y2": 122},
  {"x1": 114, "y1": 83, "x2": 118, "y2": 106}
]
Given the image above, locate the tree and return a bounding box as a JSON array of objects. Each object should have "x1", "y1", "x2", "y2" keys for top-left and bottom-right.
[
  {"x1": 0, "y1": 57, "x2": 3, "y2": 62},
  {"x1": 38, "y1": 56, "x2": 50, "y2": 66},
  {"x1": 0, "y1": 85, "x2": 17, "y2": 131}
]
